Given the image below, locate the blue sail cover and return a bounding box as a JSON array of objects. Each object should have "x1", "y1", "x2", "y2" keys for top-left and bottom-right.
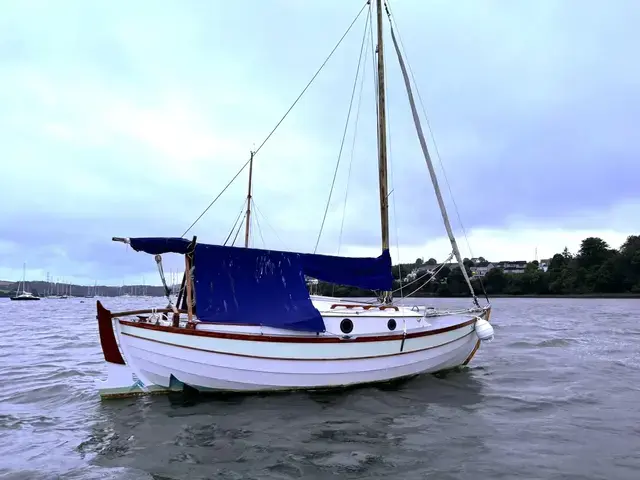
[
  {"x1": 193, "y1": 244, "x2": 325, "y2": 332},
  {"x1": 124, "y1": 237, "x2": 393, "y2": 332},
  {"x1": 299, "y1": 250, "x2": 392, "y2": 291}
]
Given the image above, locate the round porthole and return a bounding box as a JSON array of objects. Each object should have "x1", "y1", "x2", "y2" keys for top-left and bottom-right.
[
  {"x1": 387, "y1": 319, "x2": 397, "y2": 331},
  {"x1": 340, "y1": 318, "x2": 354, "y2": 334}
]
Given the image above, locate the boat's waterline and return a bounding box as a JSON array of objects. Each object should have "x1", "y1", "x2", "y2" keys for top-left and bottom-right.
[{"x1": 95, "y1": 301, "x2": 494, "y2": 398}]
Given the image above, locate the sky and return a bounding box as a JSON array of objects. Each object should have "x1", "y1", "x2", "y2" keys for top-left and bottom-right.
[{"x1": 1, "y1": 0, "x2": 639, "y2": 286}]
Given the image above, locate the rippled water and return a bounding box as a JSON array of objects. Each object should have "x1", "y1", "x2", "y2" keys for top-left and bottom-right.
[{"x1": 1, "y1": 296, "x2": 639, "y2": 479}]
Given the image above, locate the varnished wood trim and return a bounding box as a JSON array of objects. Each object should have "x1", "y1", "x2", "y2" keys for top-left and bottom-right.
[
  {"x1": 462, "y1": 340, "x2": 481, "y2": 365},
  {"x1": 97, "y1": 300, "x2": 125, "y2": 365},
  {"x1": 121, "y1": 330, "x2": 475, "y2": 361},
  {"x1": 109, "y1": 307, "x2": 188, "y2": 318},
  {"x1": 330, "y1": 303, "x2": 400, "y2": 311},
  {"x1": 118, "y1": 317, "x2": 478, "y2": 343}
]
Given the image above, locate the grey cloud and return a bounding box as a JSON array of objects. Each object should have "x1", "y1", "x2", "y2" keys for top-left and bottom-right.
[{"x1": 2, "y1": 0, "x2": 640, "y2": 282}]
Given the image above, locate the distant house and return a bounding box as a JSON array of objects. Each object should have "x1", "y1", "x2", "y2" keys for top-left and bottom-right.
[
  {"x1": 492, "y1": 261, "x2": 527, "y2": 274},
  {"x1": 402, "y1": 263, "x2": 457, "y2": 283},
  {"x1": 403, "y1": 265, "x2": 433, "y2": 282},
  {"x1": 539, "y1": 258, "x2": 551, "y2": 272},
  {"x1": 471, "y1": 263, "x2": 492, "y2": 277},
  {"x1": 471, "y1": 261, "x2": 528, "y2": 276}
]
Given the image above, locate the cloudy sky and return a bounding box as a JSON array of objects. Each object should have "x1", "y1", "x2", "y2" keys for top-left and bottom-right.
[{"x1": 1, "y1": 0, "x2": 639, "y2": 286}]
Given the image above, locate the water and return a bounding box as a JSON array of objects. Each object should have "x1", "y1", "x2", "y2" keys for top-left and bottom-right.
[{"x1": 1, "y1": 296, "x2": 639, "y2": 479}]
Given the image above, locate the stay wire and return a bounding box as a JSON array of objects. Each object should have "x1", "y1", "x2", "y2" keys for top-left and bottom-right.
[
  {"x1": 313, "y1": 4, "x2": 372, "y2": 254},
  {"x1": 251, "y1": 198, "x2": 266, "y2": 248},
  {"x1": 253, "y1": 201, "x2": 287, "y2": 249},
  {"x1": 333, "y1": 5, "x2": 372, "y2": 297},
  {"x1": 382, "y1": 23, "x2": 405, "y2": 300},
  {"x1": 181, "y1": 1, "x2": 370, "y2": 238},
  {"x1": 223, "y1": 200, "x2": 248, "y2": 246},
  {"x1": 337, "y1": 11, "x2": 371, "y2": 256},
  {"x1": 231, "y1": 212, "x2": 246, "y2": 247}
]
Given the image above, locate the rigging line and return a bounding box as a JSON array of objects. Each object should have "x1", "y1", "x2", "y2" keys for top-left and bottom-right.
[
  {"x1": 369, "y1": 3, "x2": 379, "y2": 164},
  {"x1": 181, "y1": 1, "x2": 370, "y2": 239},
  {"x1": 394, "y1": 253, "x2": 453, "y2": 296},
  {"x1": 398, "y1": 262, "x2": 461, "y2": 301},
  {"x1": 252, "y1": 200, "x2": 287, "y2": 249},
  {"x1": 386, "y1": 15, "x2": 478, "y2": 306},
  {"x1": 251, "y1": 199, "x2": 266, "y2": 248},
  {"x1": 333, "y1": 10, "x2": 372, "y2": 298},
  {"x1": 314, "y1": 4, "x2": 372, "y2": 254},
  {"x1": 380, "y1": 17, "x2": 404, "y2": 300},
  {"x1": 223, "y1": 200, "x2": 248, "y2": 246},
  {"x1": 385, "y1": 2, "x2": 488, "y2": 300},
  {"x1": 337, "y1": 8, "x2": 372, "y2": 256},
  {"x1": 347, "y1": 10, "x2": 380, "y2": 305},
  {"x1": 231, "y1": 212, "x2": 246, "y2": 247}
]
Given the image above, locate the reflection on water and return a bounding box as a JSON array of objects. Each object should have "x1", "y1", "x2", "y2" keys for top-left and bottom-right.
[{"x1": 82, "y1": 369, "x2": 488, "y2": 479}]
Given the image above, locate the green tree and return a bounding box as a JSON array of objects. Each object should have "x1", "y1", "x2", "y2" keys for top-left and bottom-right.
[
  {"x1": 484, "y1": 268, "x2": 507, "y2": 294},
  {"x1": 436, "y1": 265, "x2": 451, "y2": 282},
  {"x1": 577, "y1": 237, "x2": 613, "y2": 270},
  {"x1": 445, "y1": 266, "x2": 469, "y2": 296}
]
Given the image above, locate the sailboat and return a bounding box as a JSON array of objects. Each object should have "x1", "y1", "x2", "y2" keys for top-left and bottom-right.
[
  {"x1": 10, "y1": 263, "x2": 40, "y2": 301},
  {"x1": 95, "y1": 0, "x2": 495, "y2": 398}
]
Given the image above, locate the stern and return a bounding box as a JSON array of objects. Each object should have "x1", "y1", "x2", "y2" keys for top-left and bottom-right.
[{"x1": 95, "y1": 300, "x2": 144, "y2": 398}]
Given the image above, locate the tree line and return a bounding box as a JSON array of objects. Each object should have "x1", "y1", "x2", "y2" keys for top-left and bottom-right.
[{"x1": 311, "y1": 235, "x2": 640, "y2": 297}]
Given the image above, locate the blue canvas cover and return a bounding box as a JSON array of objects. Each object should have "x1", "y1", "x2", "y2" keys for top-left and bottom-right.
[
  {"x1": 124, "y1": 238, "x2": 393, "y2": 332},
  {"x1": 193, "y1": 244, "x2": 326, "y2": 332},
  {"x1": 299, "y1": 250, "x2": 392, "y2": 291}
]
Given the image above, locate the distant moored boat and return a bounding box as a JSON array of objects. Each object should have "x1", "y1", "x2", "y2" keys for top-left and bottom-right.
[{"x1": 10, "y1": 263, "x2": 40, "y2": 301}]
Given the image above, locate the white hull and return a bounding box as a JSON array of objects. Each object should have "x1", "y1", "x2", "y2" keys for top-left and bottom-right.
[{"x1": 96, "y1": 299, "x2": 493, "y2": 398}]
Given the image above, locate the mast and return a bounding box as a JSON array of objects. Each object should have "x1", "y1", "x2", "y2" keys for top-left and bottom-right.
[
  {"x1": 244, "y1": 151, "x2": 254, "y2": 248},
  {"x1": 375, "y1": 0, "x2": 391, "y2": 302}
]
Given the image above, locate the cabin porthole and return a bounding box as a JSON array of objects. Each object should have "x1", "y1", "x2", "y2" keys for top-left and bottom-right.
[
  {"x1": 340, "y1": 318, "x2": 354, "y2": 334},
  {"x1": 387, "y1": 319, "x2": 397, "y2": 331}
]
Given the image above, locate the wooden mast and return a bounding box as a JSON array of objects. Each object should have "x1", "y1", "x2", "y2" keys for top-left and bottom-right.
[
  {"x1": 375, "y1": 0, "x2": 391, "y2": 303},
  {"x1": 244, "y1": 151, "x2": 254, "y2": 248}
]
